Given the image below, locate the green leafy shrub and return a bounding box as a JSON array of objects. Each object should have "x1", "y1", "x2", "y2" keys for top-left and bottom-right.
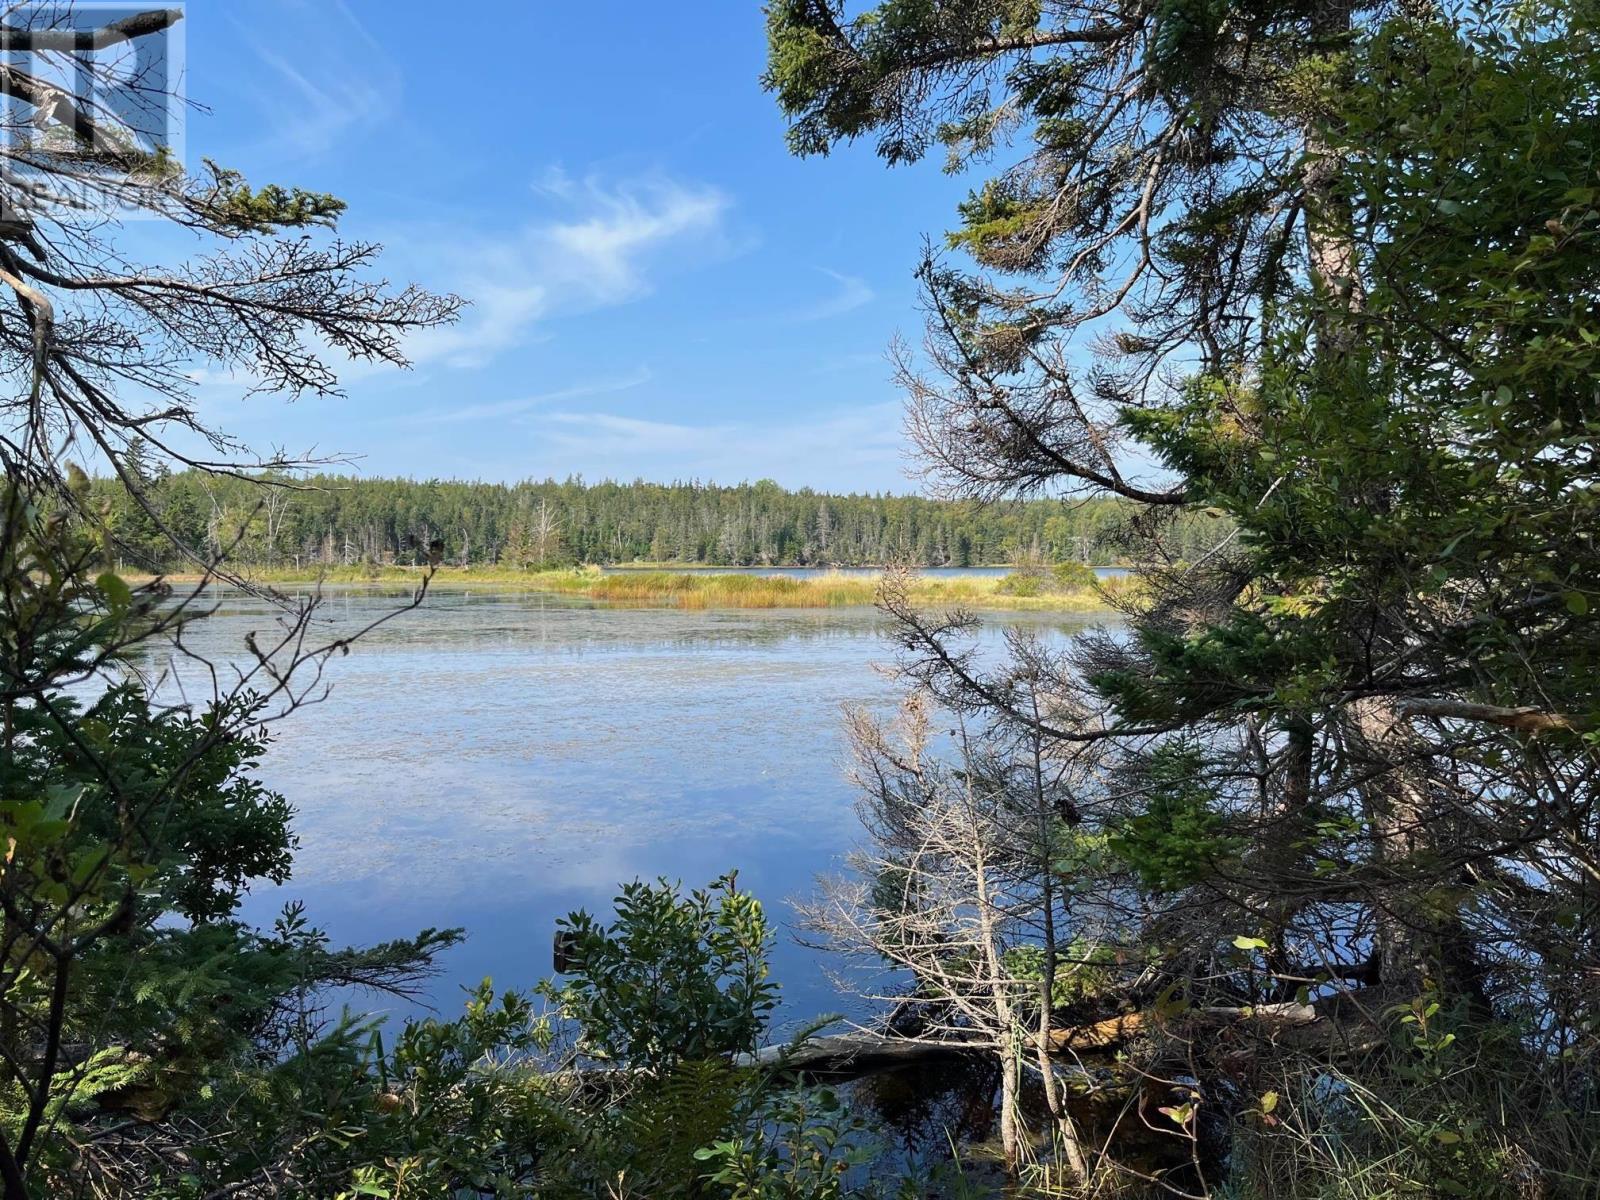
[
  {"x1": 995, "y1": 571, "x2": 1044, "y2": 597},
  {"x1": 996, "y1": 560, "x2": 1100, "y2": 598},
  {"x1": 542, "y1": 873, "x2": 778, "y2": 1069},
  {"x1": 695, "y1": 1087, "x2": 882, "y2": 1200},
  {"x1": 1050, "y1": 561, "x2": 1098, "y2": 589}
]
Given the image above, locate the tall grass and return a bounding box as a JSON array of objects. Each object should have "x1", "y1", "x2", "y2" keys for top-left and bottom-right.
[
  {"x1": 141, "y1": 564, "x2": 1126, "y2": 611},
  {"x1": 522, "y1": 568, "x2": 1123, "y2": 610}
]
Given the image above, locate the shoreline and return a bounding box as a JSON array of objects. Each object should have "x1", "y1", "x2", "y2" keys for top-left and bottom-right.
[
  {"x1": 124, "y1": 565, "x2": 1129, "y2": 612},
  {"x1": 593, "y1": 560, "x2": 1131, "y2": 571}
]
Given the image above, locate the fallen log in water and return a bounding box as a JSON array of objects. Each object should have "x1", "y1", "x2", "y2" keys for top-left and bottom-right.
[
  {"x1": 739, "y1": 1032, "x2": 977, "y2": 1078},
  {"x1": 745, "y1": 999, "x2": 1358, "y2": 1080},
  {"x1": 1043, "y1": 1001, "x2": 1318, "y2": 1054},
  {"x1": 740, "y1": 999, "x2": 1362, "y2": 1082},
  {"x1": 551, "y1": 997, "x2": 1385, "y2": 1089},
  {"x1": 1042, "y1": 994, "x2": 1391, "y2": 1058},
  {"x1": 548, "y1": 1034, "x2": 974, "y2": 1091}
]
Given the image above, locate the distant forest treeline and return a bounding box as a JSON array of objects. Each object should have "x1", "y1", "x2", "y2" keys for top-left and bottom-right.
[{"x1": 94, "y1": 463, "x2": 1226, "y2": 570}]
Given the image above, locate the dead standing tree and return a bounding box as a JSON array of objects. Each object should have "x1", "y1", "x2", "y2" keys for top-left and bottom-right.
[
  {"x1": 0, "y1": 5, "x2": 459, "y2": 562},
  {"x1": 807, "y1": 684, "x2": 1106, "y2": 1181}
]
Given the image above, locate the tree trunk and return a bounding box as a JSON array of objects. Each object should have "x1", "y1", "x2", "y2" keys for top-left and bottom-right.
[
  {"x1": 1302, "y1": 0, "x2": 1367, "y2": 332},
  {"x1": 1296, "y1": 2, "x2": 1471, "y2": 1005},
  {"x1": 999, "y1": 1042, "x2": 1022, "y2": 1171},
  {"x1": 1027, "y1": 692, "x2": 1091, "y2": 1182},
  {"x1": 971, "y1": 808, "x2": 1024, "y2": 1175},
  {"x1": 1244, "y1": 717, "x2": 1314, "y2": 957},
  {"x1": 1349, "y1": 699, "x2": 1483, "y2": 1005}
]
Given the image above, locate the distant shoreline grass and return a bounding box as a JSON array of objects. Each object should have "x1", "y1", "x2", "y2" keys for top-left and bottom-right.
[
  {"x1": 131, "y1": 564, "x2": 1126, "y2": 611},
  {"x1": 581, "y1": 560, "x2": 1131, "y2": 572}
]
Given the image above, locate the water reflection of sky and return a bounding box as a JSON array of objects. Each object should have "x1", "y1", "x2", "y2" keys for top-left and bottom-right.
[{"x1": 154, "y1": 589, "x2": 1113, "y2": 1031}]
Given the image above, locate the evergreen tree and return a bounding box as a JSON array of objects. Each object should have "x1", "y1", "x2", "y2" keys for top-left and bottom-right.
[
  {"x1": 771, "y1": 1, "x2": 1600, "y2": 1192},
  {"x1": 87, "y1": 471, "x2": 1228, "y2": 571}
]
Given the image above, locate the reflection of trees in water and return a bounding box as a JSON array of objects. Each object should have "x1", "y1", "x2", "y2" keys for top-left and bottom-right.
[
  {"x1": 853, "y1": 1058, "x2": 1210, "y2": 1191},
  {"x1": 849, "y1": 1056, "x2": 1000, "y2": 1161}
]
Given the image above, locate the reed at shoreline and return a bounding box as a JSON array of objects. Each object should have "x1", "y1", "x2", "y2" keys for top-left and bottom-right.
[{"x1": 133, "y1": 564, "x2": 1126, "y2": 611}]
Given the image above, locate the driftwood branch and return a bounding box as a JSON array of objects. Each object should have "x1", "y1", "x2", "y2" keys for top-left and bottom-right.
[
  {"x1": 1399, "y1": 699, "x2": 1583, "y2": 734},
  {"x1": 1041, "y1": 1002, "x2": 1318, "y2": 1054},
  {"x1": 741, "y1": 1033, "x2": 974, "y2": 1077},
  {"x1": 756, "y1": 996, "x2": 1382, "y2": 1081},
  {"x1": 551, "y1": 1035, "x2": 974, "y2": 1092},
  {"x1": 0, "y1": 9, "x2": 182, "y2": 52},
  {"x1": 551, "y1": 992, "x2": 1395, "y2": 1092}
]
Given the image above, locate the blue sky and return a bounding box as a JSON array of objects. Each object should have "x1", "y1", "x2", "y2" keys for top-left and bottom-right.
[{"x1": 170, "y1": 0, "x2": 979, "y2": 492}]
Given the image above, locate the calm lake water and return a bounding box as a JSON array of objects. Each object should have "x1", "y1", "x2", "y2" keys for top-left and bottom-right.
[{"x1": 154, "y1": 586, "x2": 1115, "y2": 1031}]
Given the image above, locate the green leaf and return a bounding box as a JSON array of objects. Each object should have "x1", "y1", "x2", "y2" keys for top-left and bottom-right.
[
  {"x1": 96, "y1": 570, "x2": 132, "y2": 612},
  {"x1": 1564, "y1": 591, "x2": 1589, "y2": 616},
  {"x1": 1232, "y1": 935, "x2": 1270, "y2": 951},
  {"x1": 1157, "y1": 1101, "x2": 1196, "y2": 1126}
]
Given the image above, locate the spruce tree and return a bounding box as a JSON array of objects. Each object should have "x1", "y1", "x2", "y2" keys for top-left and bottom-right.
[{"x1": 771, "y1": 2, "x2": 1600, "y2": 1191}]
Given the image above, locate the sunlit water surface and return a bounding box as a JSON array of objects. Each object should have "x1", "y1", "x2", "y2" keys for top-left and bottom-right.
[{"x1": 148, "y1": 587, "x2": 1115, "y2": 1032}]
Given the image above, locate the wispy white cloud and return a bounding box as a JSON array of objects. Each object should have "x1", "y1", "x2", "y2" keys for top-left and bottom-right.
[
  {"x1": 402, "y1": 367, "x2": 653, "y2": 426},
  {"x1": 788, "y1": 268, "x2": 875, "y2": 322},
  {"x1": 402, "y1": 173, "x2": 731, "y2": 370},
  {"x1": 233, "y1": 2, "x2": 398, "y2": 159},
  {"x1": 168, "y1": 170, "x2": 730, "y2": 435},
  {"x1": 506, "y1": 401, "x2": 909, "y2": 490}
]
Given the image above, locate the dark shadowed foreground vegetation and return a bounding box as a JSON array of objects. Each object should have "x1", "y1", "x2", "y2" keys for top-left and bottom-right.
[{"x1": 1, "y1": 3, "x2": 1598, "y2": 1200}]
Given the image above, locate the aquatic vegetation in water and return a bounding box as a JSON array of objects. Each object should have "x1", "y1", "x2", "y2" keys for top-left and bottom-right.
[
  {"x1": 144, "y1": 563, "x2": 1129, "y2": 611},
  {"x1": 532, "y1": 567, "x2": 1123, "y2": 610}
]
